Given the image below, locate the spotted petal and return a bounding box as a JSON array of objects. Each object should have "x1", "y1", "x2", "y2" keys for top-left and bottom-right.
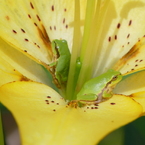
[
  {"x1": 92, "y1": 0, "x2": 145, "y2": 75},
  {"x1": 31, "y1": 0, "x2": 86, "y2": 49},
  {"x1": 113, "y1": 37, "x2": 145, "y2": 75},
  {"x1": 0, "y1": 81, "x2": 143, "y2": 145},
  {"x1": 0, "y1": 0, "x2": 86, "y2": 64},
  {"x1": 0, "y1": 1, "x2": 49, "y2": 64},
  {"x1": 0, "y1": 37, "x2": 55, "y2": 87}
]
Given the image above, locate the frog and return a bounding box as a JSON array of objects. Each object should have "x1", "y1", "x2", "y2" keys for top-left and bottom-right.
[
  {"x1": 76, "y1": 69, "x2": 122, "y2": 104},
  {"x1": 50, "y1": 39, "x2": 71, "y2": 87}
]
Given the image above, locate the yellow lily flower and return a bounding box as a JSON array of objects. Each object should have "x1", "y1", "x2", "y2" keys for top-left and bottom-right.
[{"x1": 0, "y1": 0, "x2": 145, "y2": 145}]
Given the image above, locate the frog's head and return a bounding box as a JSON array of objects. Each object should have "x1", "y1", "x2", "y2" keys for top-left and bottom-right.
[{"x1": 108, "y1": 69, "x2": 122, "y2": 87}]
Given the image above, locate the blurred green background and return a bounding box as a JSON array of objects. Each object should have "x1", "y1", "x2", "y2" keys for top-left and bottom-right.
[{"x1": 99, "y1": 116, "x2": 145, "y2": 145}]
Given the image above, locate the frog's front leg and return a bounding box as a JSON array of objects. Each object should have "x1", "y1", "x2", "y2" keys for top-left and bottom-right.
[
  {"x1": 78, "y1": 93, "x2": 109, "y2": 105},
  {"x1": 76, "y1": 94, "x2": 101, "y2": 105}
]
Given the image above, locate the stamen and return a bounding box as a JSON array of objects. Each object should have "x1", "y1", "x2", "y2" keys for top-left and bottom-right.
[
  {"x1": 77, "y1": 0, "x2": 111, "y2": 91},
  {"x1": 66, "y1": 0, "x2": 81, "y2": 100},
  {"x1": 66, "y1": 0, "x2": 111, "y2": 100},
  {"x1": 80, "y1": 0, "x2": 96, "y2": 60},
  {"x1": 76, "y1": 0, "x2": 99, "y2": 91},
  {"x1": 92, "y1": 0, "x2": 111, "y2": 75}
]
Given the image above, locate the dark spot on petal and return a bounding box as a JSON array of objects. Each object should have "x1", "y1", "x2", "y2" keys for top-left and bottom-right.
[
  {"x1": 135, "y1": 59, "x2": 138, "y2": 62},
  {"x1": 127, "y1": 34, "x2": 130, "y2": 38},
  {"x1": 30, "y1": 2, "x2": 34, "y2": 9},
  {"x1": 94, "y1": 104, "x2": 99, "y2": 106},
  {"x1": 12, "y1": 30, "x2": 17, "y2": 34},
  {"x1": 87, "y1": 107, "x2": 89, "y2": 109},
  {"x1": 50, "y1": 26, "x2": 52, "y2": 30},
  {"x1": 95, "y1": 107, "x2": 98, "y2": 109},
  {"x1": 66, "y1": 25, "x2": 68, "y2": 29},
  {"x1": 135, "y1": 64, "x2": 138, "y2": 67},
  {"x1": 115, "y1": 35, "x2": 117, "y2": 40},
  {"x1": 56, "y1": 103, "x2": 59, "y2": 105},
  {"x1": 47, "y1": 96, "x2": 51, "y2": 98},
  {"x1": 37, "y1": 45, "x2": 40, "y2": 48},
  {"x1": 91, "y1": 107, "x2": 94, "y2": 109},
  {"x1": 110, "y1": 103, "x2": 116, "y2": 105},
  {"x1": 36, "y1": 15, "x2": 41, "y2": 21},
  {"x1": 140, "y1": 59, "x2": 143, "y2": 62},
  {"x1": 25, "y1": 38, "x2": 29, "y2": 42},
  {"x1": 28, "y1": 14, "x2": 31, "y2": 19},
  {"x1": 127, "y1": 42, "x2": 130, "y2": 44},
  {"x1": 5, "y1": 16, "x2": 10, "y2": 21},
  {"x1": 63, "y1": 18, "x2": 65, "y2": 24},
  {"x1": 129, "y1": 20, "x2": 132, "y2": 26},
  {"x1": 24, "y1": 50, "x2": 27, "y2": 52},
  {"x1": 64, "y1": 8, "x2": 67, "y2": 12},
  {"x1": 108, "y1": 36, "x2": 111, "y2": 42},
  {"x1": 117, "y1": 23, "x2": 121, "y2": 29},
  {"x1": 131, "y1": 68, "x2": 134, "y2": 71},
  {"x1": 53, "y1": 109, "x2": 56, "y2": 112},
  {"x1": 51, "y1": 101, "x2": 55, "y2": 103},
  {"x1": 21, "y1": 28, "x2": 25, "y2": 33},
  {"x1": 52, "y1": 5, "x2": 54, "y2": 11},
  {"x1": 54, "y1": 26, "x2": 56, "y2": 30},
  {"x1": 34, "y1": 23, "x2": 38, "y2": 26}
]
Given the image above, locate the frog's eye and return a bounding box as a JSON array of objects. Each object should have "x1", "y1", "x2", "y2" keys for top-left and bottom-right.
[{"x1": 112, "y1": 76, "x2": 118, "y2": 81}]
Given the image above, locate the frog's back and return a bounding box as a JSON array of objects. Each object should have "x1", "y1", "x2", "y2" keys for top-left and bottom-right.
[{"x1": 80, "y1": 69, "x2": 120, "y2": 94}]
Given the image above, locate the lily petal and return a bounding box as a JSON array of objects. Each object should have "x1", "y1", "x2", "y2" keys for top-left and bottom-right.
[
  {"x1": 1, "y1": 0, "x2": 145, "y2": 74},
  {"x1": 0, "y1": 0, "x2": 51, "y2": 64},
  {"x1": 31, "y1": 0, "x2": 86, "y2": 50},
  {"x1": 0, "y1": 45, "x2": 25, "y2": 86},
  {"x1": 114, "y1": 70, "x2": 145, "y2": 95},
  {"x1": 0, "y1": 60, "x2": 22, "y2": 86},
  {"x1": 94, "y1": 0, "x2": 145, "y2": 75},
  {"x1": 0, "y1": 38, "x2": 55, "y2": 87},
  {"x1": 0, "y1": 0, "x2": 86, "y2": 64},
  {"x1": 131, "y1": 92, "x2": 145, "y2": 113},
  {"x1": 0, "y1": 81, "x2": 142, "y2": 145},
  {"x1": 113, "y1": 37, "x2": 145, "y2": 75}
]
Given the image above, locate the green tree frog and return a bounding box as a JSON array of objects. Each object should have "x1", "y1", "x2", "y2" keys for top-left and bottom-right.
[
  {"x1": 76, "y1": 69, "x2": 122, "y2": 104},
  {"x1": 50, "y1": 39, "x2": 71, "y2": 87}
]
